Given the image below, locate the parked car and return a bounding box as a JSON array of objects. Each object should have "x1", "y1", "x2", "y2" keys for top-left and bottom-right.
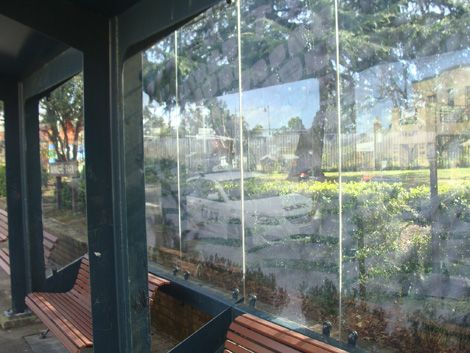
[{"x1": 181, "y1": 172, "x2": 315, "y2": 246}]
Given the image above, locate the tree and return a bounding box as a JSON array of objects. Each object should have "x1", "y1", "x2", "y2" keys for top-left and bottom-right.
[
  {"x1": 284, "y1": 116, "x2": 303, "y2": 131},
  {"x1": 142, "y1": 0, "x2": 470, "y2": 177},
  {"x1": 40, "y1": 75, "x2": 83, "y2": 162},
  {"x1": 40, "y1": 75, "x2": 83, "y2": 210},
  {"x1": 250, "y1": 124, "x2": 265, "y2": 137}
]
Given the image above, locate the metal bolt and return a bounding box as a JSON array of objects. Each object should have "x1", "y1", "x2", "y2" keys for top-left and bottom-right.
[
  {"x1": 322, "y1": 321, "x2": 332, "y2": 337},
  {"x1": 348, "y1": 330, "x2": 358, "y2": 347},
  {"x1": 232, "y1": 288, "x2": 240, "y2": 301},
  {"x1": 183, "y1": 271, "x2": 191, "y2": 280},
  {"x1": 248, "y1": 294, "x2": 257, "y2": 308}
]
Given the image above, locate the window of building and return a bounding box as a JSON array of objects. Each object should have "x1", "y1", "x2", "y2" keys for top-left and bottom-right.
[
  {"x1": 448, "y1": 88, "x2": 455, "y2": 107},
  {"x1": 427, "y1": 93, "x2": 437, "y2": 106},
  {"x1": 466, "y1": 86, "x2": 470, "y2": 109}
]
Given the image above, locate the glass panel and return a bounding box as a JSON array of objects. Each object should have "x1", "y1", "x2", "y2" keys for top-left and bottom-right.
[
  {"x1": 39, "y1": 75, "x2": 87, "y2": 269},
  {"x1": 240, "y1": 0, "x2": 340, "y2": 337},
  {"x1": 139, "y1": 1, "x2": 470, "y2": 352},
  {"x1": 177, "y1": 4, "x2": 243, "y2": 294},
  {"x1": 0, "y1": 101, "x2": 4, "y2": 208},
  {"x1": 143, "y1": 34, "x2": 179, "y2": 269},
  {"x1": 340, "y1": 2, "x2": 470, "y2": 352},
  {"x1": 143, "y1": 4, "x2": 244, "y2": 295}
]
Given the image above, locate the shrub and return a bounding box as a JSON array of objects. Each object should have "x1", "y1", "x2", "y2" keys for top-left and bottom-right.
[
  {"x1": 60, "y1": 171, "x2": 86, "y2": 213},
  {"x1": 300, "y1": 278, "x2": 339, "y2": 320}
]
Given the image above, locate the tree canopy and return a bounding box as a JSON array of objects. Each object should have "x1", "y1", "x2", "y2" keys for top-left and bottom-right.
[
  {"x1": 142, "y1": 0, "x2": 470, "y2": 175},
  {"x1": 40, "y1": 75, "x2": 83, "y2": 162}
]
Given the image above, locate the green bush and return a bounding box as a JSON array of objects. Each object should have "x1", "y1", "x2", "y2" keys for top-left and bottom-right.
[
  {"x1": 60, "y1": 171, "x2": 86, "y2": 213},
  {"x1": 237, "y1": 177, "x2": 470, "y2": 297},
  {"x1": 300, "y1": 278, "x2": 339, "y2": 320}
]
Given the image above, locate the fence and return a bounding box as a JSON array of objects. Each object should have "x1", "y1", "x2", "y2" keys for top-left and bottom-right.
[{"x1": 144, "y1": 131, "x2": 470, "y2": 172}]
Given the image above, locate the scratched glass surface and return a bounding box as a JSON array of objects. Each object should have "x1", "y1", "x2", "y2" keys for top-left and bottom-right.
[
  {"x1": 38, "y1": 74, "x2": 87, "y2": 270},
  {"x1": 140, "y1": 1, "x2": 470, "y2": 351}
]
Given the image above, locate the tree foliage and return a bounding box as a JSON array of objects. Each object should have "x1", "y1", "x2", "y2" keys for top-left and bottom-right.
[
  {"x1": 141, "y1": 0, "x2": 470, "y2": 175},
  {"x1": 40, "y1": 75, "x2": 83, "y2": 162}
]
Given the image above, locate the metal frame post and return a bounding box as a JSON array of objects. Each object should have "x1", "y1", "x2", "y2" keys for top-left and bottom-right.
[
  {"x1": 3, "y1": 82, "x2": 28, "y2": 313},
  {"x1": 22, "y1": 96, "x2": 46, "y2": 292},
  {"x1": 82, "y1": 18, "x2": 151, "y2": 353}
]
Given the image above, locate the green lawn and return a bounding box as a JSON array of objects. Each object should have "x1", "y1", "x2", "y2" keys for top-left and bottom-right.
[{"x1": 259, "y1": 167, "x2": 470, "y2": 189}]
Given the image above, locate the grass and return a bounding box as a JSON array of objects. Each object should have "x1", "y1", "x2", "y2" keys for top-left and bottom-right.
[
  {"x1": 325, "y1": 167, "x2": 470, "y2": 187},
  {"x1": 258, "y1": 167, "x2": 470, "y2": 188}
]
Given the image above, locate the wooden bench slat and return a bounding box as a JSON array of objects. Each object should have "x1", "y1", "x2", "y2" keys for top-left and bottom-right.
[
  {"x1": 26, "y1": 297, "x2": 90, "y2": 353},
  {"x1": 44, "y1": 231, "x2": 58, "y2": 243},
  {"x1": 237, "y1": 317, "x2": 328, "y2": 353},
  {"x1": 38, "y1": 293, "x2": 93, "y2": 340},
  {"x1": 229, "y1": 322, "x2": 300, "y2": 353},
  {"x1": 241, "y1": 315, "x2": 346, "y2": 353},
  {"x1": 227, "y1": 331, "x2": 276, "y2": 353},
  {"x1": 43, "y1": 238, "x2": 56, "y2": 250},
  {"x1": 26, "y1": 256, "x2": 170, "y2": 353},
  {"x1": 226, "y1": 315, "x2": 348, "y2": 353},
  {"x1": 33, "y1": 293, "x2": 92, "y2": 344},
  {"x1": 45, "y1": 293, "x2": 93, "y2": 339},
  {"x1": 0, "y1": 222, "x2": 8, "y2": 234},
  {"x1": 27, "y1": 294, "x2": 92, "y2": 348},
  {"x1": 225, "y1": 339, "x2": 257, "y2": 353},
  {"x1": 0, "y1": 209, "x2": 59, "y2": 275},
  {"x1": 0, "y1": 213, "x2": 8, "y2": 223},
  {"x1": 0, "y1": 251, "x2": 10, "y2": 275},
  {"x1": 68, "y1": 289, "x2": 92, "y2": 310}
]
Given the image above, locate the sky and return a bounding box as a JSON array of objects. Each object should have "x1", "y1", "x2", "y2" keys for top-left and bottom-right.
[
  {"x1": 143, "y1": 48, "x2": 470, "y2": 135},
  {"x1": 219, "y1": 78, "x2": 320, "y2": 131}
]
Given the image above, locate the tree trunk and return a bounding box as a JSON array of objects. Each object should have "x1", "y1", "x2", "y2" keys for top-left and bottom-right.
[
  {"x1": 291, "y1": 73, "x2": 336, "y2": 179},
  {"x1": 56, "y1": 176, "x2": 63, "y2": 209},
  {"x1": 72, "y1": 120, "x2": 81, "y2": 161}
]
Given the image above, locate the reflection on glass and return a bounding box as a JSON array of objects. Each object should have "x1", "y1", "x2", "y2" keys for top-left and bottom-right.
[
  {"x1": 144, "y1": 4, "x2": 244, "y2": 294},
  {"x1": 0, "y1": 101, "x2": 4, "y2": 208},
  {"x1": 38, "y1": 75, "x2": 87, "y2": 268},
  {"x1": 239, "y1": 0, "x2": 340, "y2": 332},
  {"x1": 142, "y1": 1, "x2": 470, "y2": 351},
  {"x1": 339, "y1": 2, "x2": 470, "y2": 352},
  {"x1": 177, "y1": 5, "x2": 243, "y2": 294}
]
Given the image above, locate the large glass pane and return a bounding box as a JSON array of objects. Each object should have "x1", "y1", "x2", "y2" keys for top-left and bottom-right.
[
  {"x1": 339, "y1": 2, "x2": 470, "y2": 352},
  {"x1": 140, "y1": 1, "x2": 470, "y2": 352},
  {"x1": 0, "y1": 101, "x2": 4, "y2": 210},
  {"x1": 143, "y1": 34, "x2": 179, "y2": 269},
  {"x1": 239, "y1": 0, "x2": 340, "y2": 337},
  {"x1": 177, "y1": 5, "x2": 243, "y2": 293},
  {"x1": 143, "y1": 4, "x2": 243, "y2": 295},
  {"x1": 39, "y1": 75, "x2": 87, "y2": 269}
]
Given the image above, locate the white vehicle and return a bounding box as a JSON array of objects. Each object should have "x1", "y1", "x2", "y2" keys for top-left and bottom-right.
[{"x1": 182, "y1": 172, "x2": 315, "y2": 247}]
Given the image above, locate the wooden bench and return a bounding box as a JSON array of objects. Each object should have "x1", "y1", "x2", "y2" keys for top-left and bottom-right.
[
  {"x1": 26, "y1": 256, "x2": 170, "y2": 353},
  {"x1": 0, "y1": 209, "x2": 8, "y2": 242},
  {"x1": 224, "y1": 313, "x2": 348, "y2": 353},
  {"x1": 0, "y1": 231, "x2": 58, "y2": 275}
]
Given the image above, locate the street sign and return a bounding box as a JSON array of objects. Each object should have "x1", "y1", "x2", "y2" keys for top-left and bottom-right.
[{"x1": 49, "y1": 161, "x2": 79, "y2": 177}]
